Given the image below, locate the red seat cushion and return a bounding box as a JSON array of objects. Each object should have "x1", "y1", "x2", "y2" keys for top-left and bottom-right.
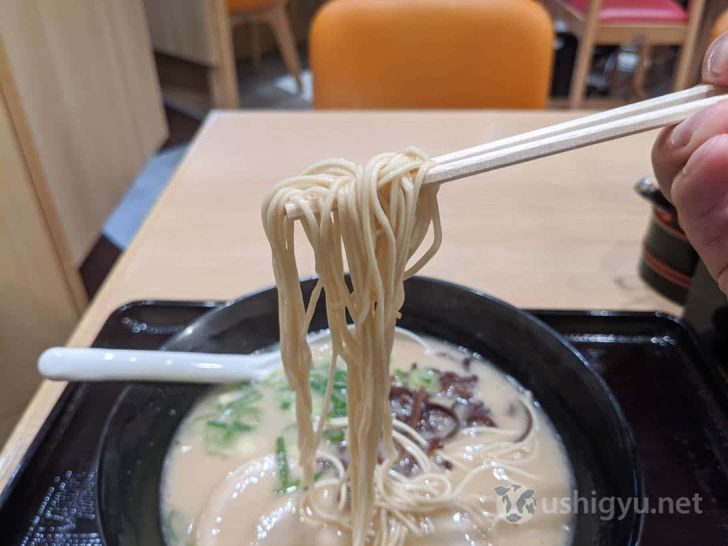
[{"x1": 568, "y1": 0, "x2": 688, "y2": 24}]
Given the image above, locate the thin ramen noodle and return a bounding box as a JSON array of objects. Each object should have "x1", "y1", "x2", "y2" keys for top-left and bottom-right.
[{"x1": 262, "y1": 149, "x2": 441, "y2": 545}]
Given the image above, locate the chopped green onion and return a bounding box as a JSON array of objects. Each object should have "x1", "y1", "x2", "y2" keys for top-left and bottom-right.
[
  {"x1": 309, "y1": 371, "x2": 329, "y2": 394},
  {"x1": 408, "y1": 368, "x2": 440, "y2": 392},
  {"x1": 393, "y1": 368, "x2": 409, "y2": 386},
  {"x1": 275, "y1": 436, "x2": 331, "y2": 493},
  {"x1": 323, "y1": 429, "x2": 345, "y2": 444},
  {"x1": 162, "y1": 510, "x2": 182, "y2": 543},
  {"x1": 308, "y1": 365, "x2": 349, "y2": 419},
  {"x1": 279, "y1": 393, "x2": 294, "y2": 410},
  {"x1": 202, "y1": 382, "x2": 261, "y2": 454},
  {"x1": 275, "y1": 436, "x2": 299, "y2": 493},
  {"x1": 207, "y1": 420, "x2": 255, "y2": 432}
]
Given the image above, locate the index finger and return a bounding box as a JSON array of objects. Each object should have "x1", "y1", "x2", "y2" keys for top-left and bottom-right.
[{"x1": 702, "y1": 32, "x2": 728, "y2": 86}]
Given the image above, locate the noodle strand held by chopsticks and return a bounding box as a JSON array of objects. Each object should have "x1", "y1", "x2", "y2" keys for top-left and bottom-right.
[{"x1": 262, "y1": 148, "x2": 440, "y2": 545}]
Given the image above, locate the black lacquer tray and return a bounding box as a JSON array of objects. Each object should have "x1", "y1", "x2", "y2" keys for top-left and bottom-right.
[{"x1": 1, "y1": 300, "x2": 727, "y2": 545}]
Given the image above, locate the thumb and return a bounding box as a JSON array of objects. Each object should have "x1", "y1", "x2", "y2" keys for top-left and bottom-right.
[
  {"x1": 671, "y1": 134, "x2": 728, "y2": 294},
  {"x1": 702, "y1": 32, "x2": 728, "y2": 86}
]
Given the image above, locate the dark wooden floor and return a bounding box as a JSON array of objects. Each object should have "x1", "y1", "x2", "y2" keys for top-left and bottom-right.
[{"x1": 79, "y1": 106, "x2": 202, "y2": 299}]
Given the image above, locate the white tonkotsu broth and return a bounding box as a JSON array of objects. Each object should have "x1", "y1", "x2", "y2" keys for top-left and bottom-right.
[{"x1": 161, "y1": 331, "x2": 574, "y2": 546}]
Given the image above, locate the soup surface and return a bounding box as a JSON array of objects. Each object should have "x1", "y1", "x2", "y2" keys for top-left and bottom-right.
[{"x1": 161, "y1": 330, "x2": 574, "y2": 546}]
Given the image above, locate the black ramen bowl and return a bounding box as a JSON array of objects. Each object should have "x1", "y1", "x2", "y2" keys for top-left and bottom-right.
[{"x1": 97, "y1": 277, "x2": 642, "y2": 546}]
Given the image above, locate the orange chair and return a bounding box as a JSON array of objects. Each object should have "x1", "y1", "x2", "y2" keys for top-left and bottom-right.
[
  {"x1": 310, "y1": 0, "x2": 554, "y2": 109},
  {"x1": 711, "y1": 8, "x2": 728, "y2": 41},
  {"x1": 229, "y1": 0, "x2": 302, "y2": 91}
]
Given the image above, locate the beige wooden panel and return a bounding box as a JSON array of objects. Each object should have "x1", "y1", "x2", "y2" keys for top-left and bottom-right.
[
  {"x1": 0, "y1": 0, "x2": 167, "y2": 264},
  {"x1": 0, "y1": 84, "x2": 80, "y2": 446},
  {"x1": 0, "y1": 39, "x2": 87, "y2": 310},
  {"x1": 144, "y1": 0, "x2": 218, "y2": 65},
  {"x1": 144, "y1": 0, "x2": 239, "y2": 109}
]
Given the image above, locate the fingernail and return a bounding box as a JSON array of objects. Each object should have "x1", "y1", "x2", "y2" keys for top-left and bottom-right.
[
  {"x1": 708, "y1": 35, "x2": 728, "y2": 76},
  {"x1": 670, "y1": 108, "x2": 708, "y2": 148},
  {"x1": 683, "y1": 135, "x2": 721, "y2": 176}
]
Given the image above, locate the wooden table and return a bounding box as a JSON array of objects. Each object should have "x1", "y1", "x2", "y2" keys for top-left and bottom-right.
[{"x1": 0, "y1": 109, "x2": 681, "y2": 492}]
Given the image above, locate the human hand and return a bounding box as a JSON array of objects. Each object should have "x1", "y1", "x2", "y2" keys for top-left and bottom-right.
[{"x1": 652, "y1": 33, "x2": 728, "y2": 294}]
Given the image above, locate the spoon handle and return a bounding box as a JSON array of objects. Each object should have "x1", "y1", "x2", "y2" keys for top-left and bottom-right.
[{"x1": 38, "y1": 347, "x2": 275, "y2": 383}]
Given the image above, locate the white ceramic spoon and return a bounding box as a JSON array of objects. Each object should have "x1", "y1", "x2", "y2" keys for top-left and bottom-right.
[{"x1": 38, "y1": 327, "x2": 429, "y2": 383}]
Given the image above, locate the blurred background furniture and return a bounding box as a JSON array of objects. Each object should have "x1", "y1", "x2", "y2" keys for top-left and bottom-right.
[
  {"x1": 144, "y1": 0, "x2": 240, "y2": 111},
  {"x1": 680, "y1": 0, "x2": 728, "y2": 86},
  {"x1": 710, "y1": 4, "x2": 728, "y2": 38},
  {"x1": 0, "y1": 48, "x2": 82, "y2": 446},
  {"x1": 144, "y1": 0, "x2": 321, "y2": 113},
  {"x1": 230, "y1": 0, "x2": 303, "y2": 92},
  {"x1": 0, "y1": 0, "x2": 165, "y2": 445},
  {"x1": 310, "y1": 0, "x2": 554, "y2": 109},
  {"x1": 542, "y1": 0, "x2": 706, "y2": 108}
]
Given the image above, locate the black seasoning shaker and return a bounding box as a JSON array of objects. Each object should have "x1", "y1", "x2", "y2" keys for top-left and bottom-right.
[
  {"x1": 636, "y1": 177, "x2": 728, "y2": 366},
  {"x1": 635, "y1": 177, "x2": 699, "y2": 304}
]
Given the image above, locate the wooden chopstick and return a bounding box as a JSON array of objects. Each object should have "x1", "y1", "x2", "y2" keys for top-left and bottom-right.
[
  {"x1": 426, "y1": 86, "x2": 728, "y2": 184},
  {"x1": 432, "y1": 84, "x2": 723, "y2": 165},
  {"x1": 285, "y1": 85, "x2": 728, "y2": 218}
]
